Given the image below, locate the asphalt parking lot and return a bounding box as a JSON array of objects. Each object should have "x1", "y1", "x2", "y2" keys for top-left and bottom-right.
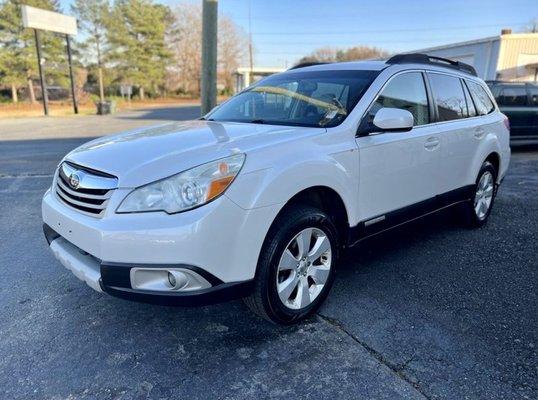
[{"x1": 0, "y1": 107, "x2": 536, "y2": 399}]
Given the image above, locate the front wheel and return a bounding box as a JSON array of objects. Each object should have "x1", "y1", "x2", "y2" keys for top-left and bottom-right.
[
  {"x1": 244, "y1": 205, "x2": 339, "y2": 324},
  {"x1": 461, "y1": 161, "x2": 497, "y2": 228}
]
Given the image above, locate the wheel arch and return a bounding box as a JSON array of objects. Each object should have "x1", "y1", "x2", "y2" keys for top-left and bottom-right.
[
  {"x1": 253, "y1": 185, "x2": 350, "y2": 279},
  {"x1": 484, "y1": 151, "x2": 500, "y2": 177},
  {"x1": 274, "y1": 185, "x2": 350, "y2": 243},
  {"x1": 470, "y1": 136, "x2": 503, "y2": 184}
]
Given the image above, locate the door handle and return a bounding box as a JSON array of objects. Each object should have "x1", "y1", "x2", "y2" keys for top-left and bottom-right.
[
  {"x1": 474, "y1": 128, "x2": 486, "y2": 139},
  {"x1": 424, "y1": 137, "x2": 440, "y2": 150}
]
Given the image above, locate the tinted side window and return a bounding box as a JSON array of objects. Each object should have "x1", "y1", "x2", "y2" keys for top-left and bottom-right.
[
  {"x1": 497, "y1": 87, "x2": 528, "y2": 106},
  {"x1": 462, "y1": 81, "x2": 477, "y2": 117},
  {"x1": 428, "y1": 73, "x2": 467, "y2": 121},
  {"x1": 467, "y1": 81, "x2": 495, "y2": 115},
  {"x1": 365, "y1": 72, "x2": 429, "y2": 128}
]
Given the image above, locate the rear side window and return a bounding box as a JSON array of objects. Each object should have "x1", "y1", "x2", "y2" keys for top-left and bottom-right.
[
  {"x1": 462, "y1": 81, "x2": 477, "y2": 117},
  {"x1": 428, "y1": 73, "x2": 467, "y2": 121},
  {"x1": 467, "y1": 81, "x2": 495, "y2": 115},
  {"x1": 497, "y1": 87, "x2": 527, "y2": 106},
  {"x1": 364, "y1": 72, "x2": 430, "y2": 128}
]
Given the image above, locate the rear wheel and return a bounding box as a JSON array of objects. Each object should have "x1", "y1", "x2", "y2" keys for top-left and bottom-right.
[
  {"x1": 244, "y1": 205, "x2": 339, "y2": 324},
  {"x1": 461, "y1": 161, "x2": 497, "y2": 228}
]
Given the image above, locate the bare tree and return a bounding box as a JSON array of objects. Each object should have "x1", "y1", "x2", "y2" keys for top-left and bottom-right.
[
  {"x1": 523, "y1": 19, "x2": 538, "y2": 33},
  {"x1": 169, "y1": 4, "x2": 247, "y2": 95},
  {"x1": 71, "y1": 0, "x2": 111, "y2": 103},
  {"x1": 298, "y1": 47, "x2": 339, "y2": 64},
  {"x1": 337, "y1": 45, "x2": 389, "y2": 61},
  {"x1": 218, "y1": 17, "x2": 248, "y2": 93},
  {"x1": 169, "y1": 4, "x2": 202, "y2": 94},
  {"x1": 298, "y1": 45, "x2": 388, "y2": 65}
]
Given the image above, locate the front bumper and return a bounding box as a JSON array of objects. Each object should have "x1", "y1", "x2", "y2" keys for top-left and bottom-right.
[
  {"x1": 42, "y1": 188, "x2": 281, "y2": 306},
  {"x1": 44, "y1": 225, "x2": 254, "y2": 306},
  {"x1": 42, "y1": 188, "x2": 280, "y2": 282}
]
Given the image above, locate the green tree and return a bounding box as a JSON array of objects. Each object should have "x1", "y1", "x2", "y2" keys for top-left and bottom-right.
[
  {"x1": 0, "y1": 0, "x2": 66, "y2": 103},
  {"x1": 71, "y1": 0, "x2": 110, "y2": 103},
  {"x1": 0, "y1": 43, "x2": 25, "y2": 102},
  {"x1": 107, "y1": 0, "x2": 172, "y2": 99}
]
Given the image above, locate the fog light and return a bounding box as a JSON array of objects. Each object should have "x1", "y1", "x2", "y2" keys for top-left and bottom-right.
[
  {"x1": 168, "y1": 271, "x2": 176, "y2": 287},
  {"x1": 130, "y1": 267, "x2": 212, "y2": 292},
  {"x1": 167, "y1": 270, "x2": 188, "y2": 290}
]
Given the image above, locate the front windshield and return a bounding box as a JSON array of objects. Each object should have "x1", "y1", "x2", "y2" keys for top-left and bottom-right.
[{"x1": 206, "y1": 70, "x2": 379, "y2": 128}]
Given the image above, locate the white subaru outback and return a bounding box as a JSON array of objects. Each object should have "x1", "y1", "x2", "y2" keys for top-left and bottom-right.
[{"x1": 42, "y1": 54, "x2": 510, "y2": 324}]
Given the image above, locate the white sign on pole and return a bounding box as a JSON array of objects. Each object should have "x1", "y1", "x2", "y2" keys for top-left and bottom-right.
[{"x1": 21, "y1": 5, "x2": 77, "y2": 36}]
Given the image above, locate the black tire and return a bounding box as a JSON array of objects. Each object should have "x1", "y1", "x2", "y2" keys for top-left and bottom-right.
[
  {"x1": 461, "y1": 161, "x2": 497, "y2": 228},
  {"x1": 244, "y1": 205, "x2": 340, "y2": 324}
]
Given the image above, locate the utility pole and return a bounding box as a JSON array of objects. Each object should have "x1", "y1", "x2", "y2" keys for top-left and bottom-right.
[
  {"x1": 248, "y1": 0, "x2": 254, "y2": 74},
  {"x1": 201, "y1": 0, "x2": 218, "y2": 115}
]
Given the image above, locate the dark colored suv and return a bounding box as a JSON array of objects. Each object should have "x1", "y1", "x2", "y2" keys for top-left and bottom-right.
[{"x1": 487, "y1": 81, "x2": 538, "y2": 144}]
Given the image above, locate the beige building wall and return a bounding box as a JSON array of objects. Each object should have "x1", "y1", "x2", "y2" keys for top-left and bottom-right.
[{"x1": 496, "y1": 33, "x2": 538, "y2": 82}]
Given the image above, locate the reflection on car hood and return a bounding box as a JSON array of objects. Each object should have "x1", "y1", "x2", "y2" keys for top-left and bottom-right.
[{"x1": 65, "y1": 120, "x2": 324, "y2": 187}]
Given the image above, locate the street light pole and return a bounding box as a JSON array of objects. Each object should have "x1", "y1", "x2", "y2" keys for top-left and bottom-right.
[{"x1": 201, "y1": 0, "x2": 218, "y2": 115}]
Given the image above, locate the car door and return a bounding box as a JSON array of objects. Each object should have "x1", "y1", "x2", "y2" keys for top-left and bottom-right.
[
  {"x1": 426, "y1": 72, "x2": 477, "y2": 194},
  {"x1": 355, "y1": 71, "x2": 442, "y2": 224}
]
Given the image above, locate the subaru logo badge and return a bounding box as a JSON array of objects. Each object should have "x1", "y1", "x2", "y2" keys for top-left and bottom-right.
[{"x1": 69, "y1": 172, "x2": 81, "y2": 189}]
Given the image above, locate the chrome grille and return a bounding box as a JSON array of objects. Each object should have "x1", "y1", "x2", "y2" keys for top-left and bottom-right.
[{"x1": 55, "y1": 162, "x2": 118, "y2": 218}]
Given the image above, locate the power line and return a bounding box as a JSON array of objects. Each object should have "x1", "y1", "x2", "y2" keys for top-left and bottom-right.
[
  {"x1": 251, "y1": 21, "x2": 528, "y2": 36},
  {"x1": 234, "y1": 4, "x2": 532, "y2": 20},
  {"x1": 254, "y1": 35, "x2": 503, "y2": 46},
  {"x1": 231, "y1": 1, "x2": 533, "y2": 21}
]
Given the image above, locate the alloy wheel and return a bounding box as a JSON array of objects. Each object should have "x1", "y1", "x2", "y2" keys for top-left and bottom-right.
[
  {"x1": 276, "y1": 227, "x2": 332, "y2": 310},
  {"x1": 474, "y1": 171, "x2": 494, "y2": 220}
]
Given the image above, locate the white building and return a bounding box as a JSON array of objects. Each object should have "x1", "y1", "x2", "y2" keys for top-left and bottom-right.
[
  {"x1": 234, "y1": 67, "x2": 286, "y2": 93},
  {"x1": 414, "y1": 30, "x2": 538, "y2": 82}
]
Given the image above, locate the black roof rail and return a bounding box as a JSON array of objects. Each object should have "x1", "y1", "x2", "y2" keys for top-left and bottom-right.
[
  {"x1": 288, "y1": 62, "x2": 329, "y2": 70},
  {"x1": 386, "y1": 53, "x2": 477, "y2": 76}
]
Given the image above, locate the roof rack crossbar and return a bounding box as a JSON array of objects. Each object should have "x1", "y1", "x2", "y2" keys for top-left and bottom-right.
[{"x1": 386, "y1": 53, "x2": 477, "y2": 76}]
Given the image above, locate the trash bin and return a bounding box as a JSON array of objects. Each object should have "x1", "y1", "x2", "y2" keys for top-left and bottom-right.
[{"x1": 96, "y1": 100, "x2": 116, "y2": 115}]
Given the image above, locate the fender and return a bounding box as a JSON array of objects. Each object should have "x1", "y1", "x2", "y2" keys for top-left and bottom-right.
[
  {"x1": 226, "y1": 142, "x2": 358, "y2": 226},
  {"x1": 468, "y1": 131, "x2": 502, "y2": 185}
]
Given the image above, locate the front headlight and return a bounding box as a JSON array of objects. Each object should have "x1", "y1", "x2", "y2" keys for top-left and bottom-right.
[{"x1": 117, "y1": 154, "x2": 245, "y2": 214}]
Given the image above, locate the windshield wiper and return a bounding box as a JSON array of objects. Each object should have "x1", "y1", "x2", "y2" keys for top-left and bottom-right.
[
  {"x1": 199, "y1": 117, "x2": 214, "y2": 121},
  {"x1": 249, "y1": 119, "x2": 266, "y2": 124}
]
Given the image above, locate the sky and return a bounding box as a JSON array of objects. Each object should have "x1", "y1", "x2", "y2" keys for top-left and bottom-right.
[{"x1": 60, "y1": 0, "x2": 538, "y2": 68}]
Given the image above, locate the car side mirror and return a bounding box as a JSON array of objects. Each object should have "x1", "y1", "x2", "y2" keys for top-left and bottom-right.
[{"x1": 372, "y1": 107, "x2": 414, "y2": 132}]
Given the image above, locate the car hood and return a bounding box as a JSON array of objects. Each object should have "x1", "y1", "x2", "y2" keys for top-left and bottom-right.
[{"x1": 65, "y1": 120, "x2": 324, "y2": 187}]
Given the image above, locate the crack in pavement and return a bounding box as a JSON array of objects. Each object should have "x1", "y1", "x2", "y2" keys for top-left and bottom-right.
[
  {"x1": 0, "y1": 173, "x2": 53, "y2": 178},
  {"x1": 317, "y1": 313, "x2": 432, "y2": 400}
]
